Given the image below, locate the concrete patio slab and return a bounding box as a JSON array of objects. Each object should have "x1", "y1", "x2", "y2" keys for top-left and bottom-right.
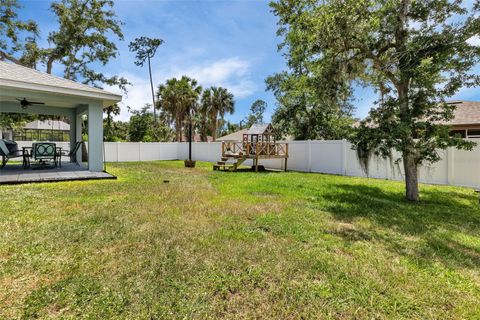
[{"x1": 0, "y1": 163, "x2": 116, "y2": 185}]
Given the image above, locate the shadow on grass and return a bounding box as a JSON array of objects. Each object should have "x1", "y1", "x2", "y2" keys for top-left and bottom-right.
[
  {"x1": 318, "y1": 183, "x2": 480, "y2": 269},
  {"x1": 216, "y1": 167, "x2": 282, "y2": 174}
]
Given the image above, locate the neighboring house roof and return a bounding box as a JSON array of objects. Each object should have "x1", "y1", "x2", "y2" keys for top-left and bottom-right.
[
  {"x1": 217, "y1": 128, "x2": 249, "y2": 141},
  {"x1": 24, "y1": 120, "x2": 70, "y2": 131},
  {"x1": 357, "y1": 101, "x2": 480, "y2": 128},
  {"x1": 0, "y1": 61, "x2": 121, "y2": 102},
  {"x1": 446, "y1": 101, "x2": 480, "y2": 126}
]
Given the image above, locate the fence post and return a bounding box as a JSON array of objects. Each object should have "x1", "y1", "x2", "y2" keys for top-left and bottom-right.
[
  {"x1": 447, "y1": 147, "x2": 454, "y2": 185},
  {"x1": 307, "y1": 140, "x2": 312, "y2": 172},
  {"x1": 116, "y1": 142, "x2": 120, "y2": 162},
  {"x1": 341, "y1": 139, "x2": 347, "y2": 175}
]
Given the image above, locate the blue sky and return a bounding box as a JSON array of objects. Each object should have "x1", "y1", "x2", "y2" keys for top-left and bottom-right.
[{"x1": 18, "y1": 0, "x2": 480, "y2": 122}]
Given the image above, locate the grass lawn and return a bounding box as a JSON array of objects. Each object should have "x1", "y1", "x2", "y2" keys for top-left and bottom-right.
[{"x1": 1, "y1": 161, "x2": 479, "y2": 319}]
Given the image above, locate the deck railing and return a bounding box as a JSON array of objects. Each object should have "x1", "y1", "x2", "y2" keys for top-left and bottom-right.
[{"x1": 222, "y1": 141, "x2": 288, "y2": 158}]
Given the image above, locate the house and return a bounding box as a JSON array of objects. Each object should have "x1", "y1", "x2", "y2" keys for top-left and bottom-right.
[
  {"x1": 217, "y1": 128, "x2": 249, "y2": 141},
  {"x1": 13, "y1": 119, "x2": 71, "y2": 141},
  {"x1": 355, "y1": 100, "x2": 480, "y2": 139},
  {"x1": 446, "y1": 101, "x2": 480, "y2": 138}
]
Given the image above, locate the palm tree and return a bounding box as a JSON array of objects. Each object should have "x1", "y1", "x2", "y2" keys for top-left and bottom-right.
[
  {"x1": 157, "y1": 78, "x2": 181, "y2": 141},
  {"x1": 103, "y1": 104, "x2": 120, "y2": 141},
  {"x1": 202, "y1": 86, "x2": 234, "y2": 140},
  {"x1": 199, "y1": 89, "x2": 213, "y2": 141},
  {"x1": 157, "y1": 76, "x2": 202, "y2": 142}
]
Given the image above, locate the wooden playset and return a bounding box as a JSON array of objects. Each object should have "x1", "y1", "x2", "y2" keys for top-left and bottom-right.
[{"x1": 213, "y1": 123, "x2": 288, "y2": 172}]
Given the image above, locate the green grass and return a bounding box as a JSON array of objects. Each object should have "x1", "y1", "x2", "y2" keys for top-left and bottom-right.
[{"x1": 1, "y1": 161, "x2": 479, "y2": 319}]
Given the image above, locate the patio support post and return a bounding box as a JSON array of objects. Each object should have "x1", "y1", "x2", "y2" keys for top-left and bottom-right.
[
  {"x1": 75, "y1": 112, "x2": 83, "y2": 164},
  {"x1": 87, "y1": 103, "x2": 104, "y2": 172},
  {"x1": 69, "y1": 110, "x2": 77, "y2": 158}
]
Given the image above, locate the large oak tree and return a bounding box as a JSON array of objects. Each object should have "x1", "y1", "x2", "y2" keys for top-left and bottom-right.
[
  {"x1": 1, "y1": 0, "x2": 128, "y2": 90},
  {"x1": 271, "y1": 0, "x2": 480, "y2": 201}
]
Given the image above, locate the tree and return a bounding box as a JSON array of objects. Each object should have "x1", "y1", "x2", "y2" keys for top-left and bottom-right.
[
  {"x1": 201, "y1": 86, "x2": 234, "y2": 140},
  {"x1": 44, "y1": 0, "x2": 129, "y2": 90},
  {"x1": 156, "y1": 76, "x2": 202, "y2": 142},
  {"x1": 271, "y1": 0, "x2": 480, "y2": 201},
  {"x1": 267, "y1": 71, "x2": 355, "y2": 140},
  {"x1": 1, "y1": 0, "x2": 128, "y2": 90},
  {"x1": 109, "y1": 120, "x2": 129, "y2": 142},
  {"x1": 0, "y1": 0, "x2": 38, "y2": 64},
  {"x1": 103, "y1": 104, "x2": 120, "y2": 141},
  {"x1": 216, "y1": 119, "x2": 239, "y2": 138},
  {"x1": 266, "y1": 8, "x2": 356, "y2": 141},
  {"x1": 0, "y1": 112, "x2": 36, "y2": 139},
  {"x1": 128, "y1": 105, "x2": 173, "y2": 142},
  {"x1": 245, "y1": 99, "x2": 267, "y2": 127},
  {"x1": 129, "y1": 36, "x2": 164, "y2": 121},
  {"x1": 198, "y1": 89, "x2": 213, "y2": 141}
]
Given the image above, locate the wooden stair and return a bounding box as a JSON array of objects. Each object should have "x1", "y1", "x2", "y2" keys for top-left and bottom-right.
[{"x1": 213, "y1": 155, "x2": 246, "y2": 172}]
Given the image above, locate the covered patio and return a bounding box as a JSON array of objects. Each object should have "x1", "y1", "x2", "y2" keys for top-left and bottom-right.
[{"x1": 0, "y1": 61, "x2": 122, "y2": 184}]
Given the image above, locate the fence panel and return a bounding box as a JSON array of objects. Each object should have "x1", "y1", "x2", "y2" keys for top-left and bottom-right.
[
  {"x1": 452, "y1": 142, "x2": 480, "y2": 188},
  {"x1": 16, "y1": 140, "x2": 478, "y2": 189},
  {"x1": 310, "y1": 141, "x2": 344, "y2": 174}
]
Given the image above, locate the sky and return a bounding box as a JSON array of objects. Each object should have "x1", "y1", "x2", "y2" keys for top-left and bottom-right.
[{"x1": 17, "y1": 0, "x2": 480, "y2": 122}]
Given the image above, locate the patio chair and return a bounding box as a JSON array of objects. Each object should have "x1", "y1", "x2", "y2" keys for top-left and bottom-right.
[
  {"x1": 0, "y1": 139, "x2": 24, "y2": 168},
  {"x1": 60, "y1": 141, "x2": 84, "y2": 165},
  {"x1": 31, "y1": 142, "x2": 58, "y2": 168}
]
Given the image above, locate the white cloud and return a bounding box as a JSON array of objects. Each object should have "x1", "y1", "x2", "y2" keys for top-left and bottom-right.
[
  {"x1": 105, "y1": 72, "x2": 153, "y2": 121},
  {"x1": 467, "y1": 35, "x2": 480, "y2": 46},
  {"x1": 107, "y1": 57, "x2": 257, "y2": 121},
  {"x1": 169, "y1": 57, "x2": 256, "y2": 97}
]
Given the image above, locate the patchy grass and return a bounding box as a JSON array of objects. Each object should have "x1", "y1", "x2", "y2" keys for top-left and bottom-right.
[{"x1": 0, "y1": 161, "x2": 479, "y2": 319}]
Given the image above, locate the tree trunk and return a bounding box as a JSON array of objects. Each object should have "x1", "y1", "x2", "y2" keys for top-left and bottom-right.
[
  {"x1": 176, "y1": 118, "x2": 182, "y2": 142},
  {"x1": 46, "y1": 57, "x2": 54, "y2": 74},
  {"x1": 148, "y1": 56, "x2": 156, "y2": 122},
  {"x1": 403, "y1": 152, "x2": 419, "y2": 202},
  {"x1": 211, "y1": 119, "x2": 217, "y2": 141},
  {"x1": 200, "y1": 123, "x2": 207, "y2": 142}
]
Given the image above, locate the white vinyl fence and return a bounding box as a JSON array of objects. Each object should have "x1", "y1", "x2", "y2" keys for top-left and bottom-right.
[{"x1": 17, "y1": 140, "x2": 480, "y2": 189}]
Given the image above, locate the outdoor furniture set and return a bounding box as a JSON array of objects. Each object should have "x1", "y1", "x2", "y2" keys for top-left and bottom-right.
[{"x1": 0, "y1": 139, "x2": 83, "y2": 169}]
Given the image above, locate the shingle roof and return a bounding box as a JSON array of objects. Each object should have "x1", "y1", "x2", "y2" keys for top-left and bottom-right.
[
  {"x1": 24, "y1": 120, "x2": 70, "y2": 131},
  {"x1": 360, "y1": 101, "x2": 480, "y2": 127},
  {"x1": 446, "y1": 101, "x2": 480, "y2": 126},
  {"x1": 0, "y1": 61, "x2": 121, "y2": 101},
  {"x1": 217, "y1": 128, "x2": 249, "y2": 141}
]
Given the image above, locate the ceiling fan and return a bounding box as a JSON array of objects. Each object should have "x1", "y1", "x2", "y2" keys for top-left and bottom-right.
[{"x1": 16, "y1": 98, "x2": 45, "y2": 110}]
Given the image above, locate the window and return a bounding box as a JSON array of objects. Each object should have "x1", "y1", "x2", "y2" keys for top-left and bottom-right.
[
  {"x1": 467, "y1": 129, "x2": 480, "y2": 138},
  {"x1": 450, "y1": 130, "x2": 466, "y2": 138}
]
